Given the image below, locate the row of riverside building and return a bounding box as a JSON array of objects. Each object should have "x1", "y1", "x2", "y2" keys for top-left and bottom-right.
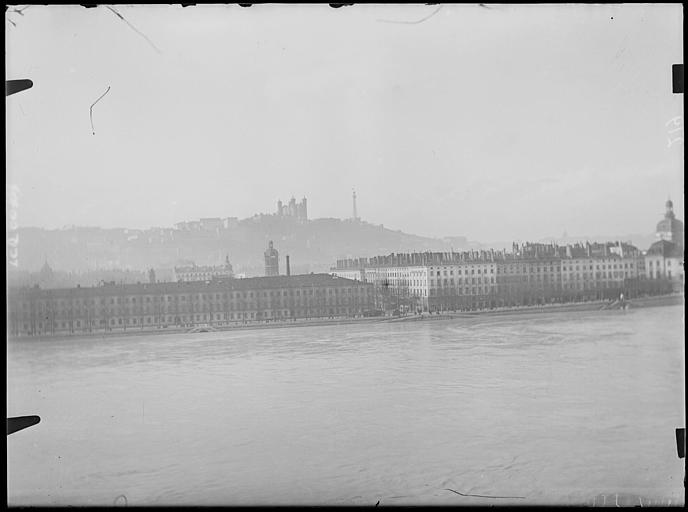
[
  {"x1": 7, "y1": 200, "x2": 683, "y2": 336},
  {"x1": 7, "y1": 274, "x2": 375, "y2": 337},
  {"x1": 331, "y1": 200, "x2": 684, "y2": 313},
  {"x1": 331, "y1": 241, "x2": 654, "y2": 312}
]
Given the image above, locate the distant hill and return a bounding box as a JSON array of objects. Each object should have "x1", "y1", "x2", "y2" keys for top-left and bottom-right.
[
  {"x1": 12, "y1": 216, "x2": 470, "y2": 276},
  {"x1": 9, "y1": 216, "x2": 661, "y2": 283}
]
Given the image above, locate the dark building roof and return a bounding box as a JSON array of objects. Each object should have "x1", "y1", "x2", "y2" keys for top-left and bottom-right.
[
  {"x1": 333, "y1": 242, "x2": 641, "y2": 270},
  {"x1": 646, "y1": 240, "x2": 684, "y2": 259},
  {"x1": 174, "y1": 264, "x2": 232, "y2": 273},
  {"x1": 9, "y1": 273, "x2": 371, "y2": 299}
]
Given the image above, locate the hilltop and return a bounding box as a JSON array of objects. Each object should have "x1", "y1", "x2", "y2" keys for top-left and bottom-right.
[{"x1": 11, "y1": 216, "x2": 468, "y2": 277}]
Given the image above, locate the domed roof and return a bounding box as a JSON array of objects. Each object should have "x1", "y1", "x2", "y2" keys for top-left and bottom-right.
[
  {"x1": 656, "y1": 216, "x2": 684, "y2": 233},
  {"x1": 666, "y1": 198, "x2": 673, "y2": 209}
]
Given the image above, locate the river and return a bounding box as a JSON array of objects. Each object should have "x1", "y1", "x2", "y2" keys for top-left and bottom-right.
[{"x1": 7, "y1": 305, "x2": 685, "y2": 506}]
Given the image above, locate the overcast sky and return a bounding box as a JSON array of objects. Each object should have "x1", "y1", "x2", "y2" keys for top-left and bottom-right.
[{"x1": 5, "y1": 4, "x2": 683, "y2": 242}]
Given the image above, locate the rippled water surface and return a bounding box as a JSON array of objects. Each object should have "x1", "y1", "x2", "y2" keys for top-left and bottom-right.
[{"x1": 7, "y1": 306, "x2": 685, "y2": 506}]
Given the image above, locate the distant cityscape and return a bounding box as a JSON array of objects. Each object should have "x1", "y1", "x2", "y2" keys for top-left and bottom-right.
[
  {"x1": 7, "y1": 198, "x2": 683, "y2": 337},
  {"x1": 7, "y1": 190, "x2": 670, "y2": 289},
  {"x1": 5, "y1": 190, "x2": 456, "y2": 288},
  {"x1": 332, "y1": 198, "x2": 683, "y2": 310}
]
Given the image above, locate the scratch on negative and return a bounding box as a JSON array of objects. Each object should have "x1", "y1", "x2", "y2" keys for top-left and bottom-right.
[
  {"x1": 12, "y1": 5, "x2": 31, "y2": 15},
  {"x1": 90, "y1": 86, "x2": 111, "y2": 135},
  {"x1": 106, "y1": 6, "x2": 162, "y2": 54},
  {"x1": 376, "y1": 5, "x2": 443, "y2": 25},
  {"x1": 6, "y1": 4, "x2": 29, "y2": 25},
  {"x1": 445, "y1": 488, "x2": 526, "y2": 499}
]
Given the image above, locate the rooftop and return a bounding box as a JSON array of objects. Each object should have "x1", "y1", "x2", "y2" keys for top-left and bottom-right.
[
  {"x1": 647, "y1": 240, "x2": 684, "y2": 258},
  {"x1": 9, "y1": 273, "x2": 369, "y2": 298}
]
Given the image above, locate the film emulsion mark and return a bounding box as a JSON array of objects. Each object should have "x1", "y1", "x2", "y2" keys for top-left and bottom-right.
[
  {"x1": 7, "y1": 415, "x2": 41, "y2": 436},
  {"x1": 5, "y1": 79, "x2": 33, "y2": 97},
  {"x1": 676, "y1": 428, "x2": 685, "y2": 459},
  {"x1": 666, "y1": 116, "x2": 683, "y2": 148},
  {"x1": 90, "y1": 86, "x2": 111, "y2": 135},
  {"x1": 673, "y1": 64, "x2": 683, "y2": 94}
]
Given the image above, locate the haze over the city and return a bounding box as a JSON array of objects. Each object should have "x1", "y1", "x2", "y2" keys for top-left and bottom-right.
[{"x1": 6, "y1": 4, "x2": 683, "y2": 241}]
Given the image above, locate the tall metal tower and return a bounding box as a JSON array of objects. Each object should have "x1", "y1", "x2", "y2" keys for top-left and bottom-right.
[{"x1": 352, "y1": 189, "x2": 359, "y2": 221}]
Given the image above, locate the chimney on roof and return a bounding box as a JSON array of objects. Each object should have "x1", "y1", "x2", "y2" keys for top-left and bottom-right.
[{"x1": 286, "y1": 255, "x2": 291, "y2": 276}]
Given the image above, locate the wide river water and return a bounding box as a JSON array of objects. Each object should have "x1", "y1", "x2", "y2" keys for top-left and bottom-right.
[{"x1": 7, "y1": 305, "x2": 685, "y2": 506}]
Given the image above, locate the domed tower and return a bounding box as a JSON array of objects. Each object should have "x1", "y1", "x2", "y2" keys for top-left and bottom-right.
[
  {"x1": 656, "y1": 197, "x2": 684, "y2": 248},
  {"x1": 665, "y1": 198, "x2": 675, "y2": 219}
]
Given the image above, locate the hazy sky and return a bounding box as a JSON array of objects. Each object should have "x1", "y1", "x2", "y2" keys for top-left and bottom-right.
[{"x1": 5, "y1": 4, "x2": 683, "y2": 241}]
